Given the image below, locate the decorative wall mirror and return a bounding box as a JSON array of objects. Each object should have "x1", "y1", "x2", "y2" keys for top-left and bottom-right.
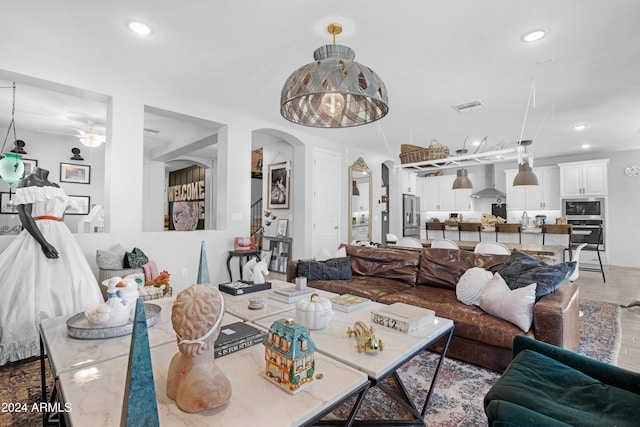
[{"x1": 348, "y1": 157, "x2": 372, "y2": 243}]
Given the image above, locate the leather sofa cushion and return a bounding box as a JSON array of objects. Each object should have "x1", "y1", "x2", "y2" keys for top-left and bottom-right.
[
  {"x1": 308, "y1": 276, "x2": 412, "y2": 302},
  {"x1": 378, "y1": 285, "x2": 532, "y2": 349},
  {"x1": 344, "y1": 245, "x2": 420, "y2": 286},
  {"x1": 417, "y1": 248, "x2": 509, "y2": 289}
]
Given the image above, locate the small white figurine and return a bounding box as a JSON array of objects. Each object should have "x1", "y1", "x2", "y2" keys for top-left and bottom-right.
[
  {"x1": 242, "y1": 258, "x2": 258, "y2": 282},
  {"x1": 252, "y1": 259, "x2": 269, "y2": 284},
  {"x1": 84, "y1": 281, "x2": 130, "y2": 328}
]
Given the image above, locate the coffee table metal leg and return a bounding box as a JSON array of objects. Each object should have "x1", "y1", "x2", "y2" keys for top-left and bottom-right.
[
  {"x1": 305, "y1": 382, "x2": 370, "y2": 426},
  {"x1": 353, "y1": 326, "x2": 454, "y2": 425},
  {"x1": 421, "y1": 327, "x2": 453, "y2": 417}
]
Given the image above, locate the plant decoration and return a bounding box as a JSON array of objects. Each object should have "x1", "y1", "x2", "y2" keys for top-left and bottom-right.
[{"x1": 146, "y1": 270, "x2": 172, "y2": 295}]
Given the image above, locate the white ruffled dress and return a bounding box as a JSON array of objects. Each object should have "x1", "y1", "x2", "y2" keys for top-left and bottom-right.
[{"x1": 0, "y1": 186, "x2": 102, "y2": 365}]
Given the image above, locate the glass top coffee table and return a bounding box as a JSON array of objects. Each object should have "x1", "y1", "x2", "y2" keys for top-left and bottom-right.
[
  {"x1": 252, "y1": 301, "x2": 454, "y2": 425},
  {"x1": 57, "y1": 341, "x2": 369, "y2": 426}
]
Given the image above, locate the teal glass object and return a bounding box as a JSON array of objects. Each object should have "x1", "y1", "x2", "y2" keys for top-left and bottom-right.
[{"x1": 0, "y1": 153, "x2": 24, "y2": 185}]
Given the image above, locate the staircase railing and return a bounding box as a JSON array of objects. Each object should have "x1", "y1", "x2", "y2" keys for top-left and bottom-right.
[{"x1": 250, "y1": 198, "x2": 263, "y2": 249}]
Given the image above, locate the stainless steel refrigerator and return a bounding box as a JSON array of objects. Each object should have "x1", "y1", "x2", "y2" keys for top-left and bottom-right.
[{"x1": 402, "y1": 194, "x2": 421, "y2": 237}]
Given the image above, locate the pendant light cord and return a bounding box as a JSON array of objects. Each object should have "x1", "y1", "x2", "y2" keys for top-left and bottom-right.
[
  {"x1": 518, "y1": 78, "x2": 535, "y2": 146},
  {"x1": 1, "y1": 83, "x2": 17, "y2": 154}
]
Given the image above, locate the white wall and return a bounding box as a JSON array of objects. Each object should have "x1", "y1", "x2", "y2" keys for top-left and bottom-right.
[{"x1": 0, "y1": 128, "x2": 105, "y2": 234}]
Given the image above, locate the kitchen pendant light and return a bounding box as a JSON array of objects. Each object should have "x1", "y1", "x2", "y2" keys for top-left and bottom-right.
[
  {"x1": 0, "y1": 83, "x2": 25, "y2": 185},
  {"x1": 513, "y1": 139, "x2": 538, "y2": 186},
  {"x1": 452, "y1": 168, "x2": 473, "y2": 190},
  {"x1": 513, "y1": 79, "x2": 539, "y2": 187},
  {"x1": 352, "y1": 180, "x2": 360, "y2": 196},
  {"x1": 280, "y1": 23, "x2": 389, "y2": 128},
  {"x1": 513, "y1": 161, "x2": 539, "y2": 186}
]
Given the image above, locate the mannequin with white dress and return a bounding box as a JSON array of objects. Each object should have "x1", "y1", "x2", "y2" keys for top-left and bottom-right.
[{"x1": 0, "y1": 167, "x2": 102, "y2": 365}]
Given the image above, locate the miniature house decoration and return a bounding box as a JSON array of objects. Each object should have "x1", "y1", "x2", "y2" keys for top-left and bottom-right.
[{"x1": 264, "y1": 318, "x2": 317, "y2": 394}]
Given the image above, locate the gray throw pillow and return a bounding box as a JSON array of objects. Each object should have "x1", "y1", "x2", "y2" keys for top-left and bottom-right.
[
  {"x1": 297, "y1": 256, "x2": 352, "y2": 281},
  {"x1": 96, "y1": 249, "x2": 124, "y2": 269},
  {"x1": 498, "y1": 250, "x2": 547, "y2": 278},
  {"x1": 502, "y1": 262, "x2": 577, "y2": 298}
]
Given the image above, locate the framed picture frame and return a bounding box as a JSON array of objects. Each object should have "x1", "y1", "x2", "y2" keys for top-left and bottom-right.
[
  {"x1": 0, "y1": 192, "x2": 19, "y2": 214},
  {"x1": 276, "y1": 219, "x2": 288, "y2": 237},
  {"x1": 65, "y1": 195, "x2": 90, "y2": 215},
  {"x1": 267, "y1": 162, "x2": 290, "y2": 209},
  {"x1": 21, "y1": 158, "x2": 38, "y2": 178},
  {"x1": 60, "y1": 162, "x2": 91, "y2": 184},
  {"x1": 260, "y1": 249, "x2": 272, "y2": 269},
  {"x1": 268, "y1": 240, "x2": 290, "y2": 273}
]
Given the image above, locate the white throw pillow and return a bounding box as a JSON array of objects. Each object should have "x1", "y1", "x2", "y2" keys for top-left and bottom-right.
[
  {"x1": 478, "y1": 273, "x2": 536, "y2": 332},
  {"x1": 456, "y1": 267, "x2": 494, "y2": 306},
  {"x1": 316, "y1": 246, "x2": 347, "y2": 261}
]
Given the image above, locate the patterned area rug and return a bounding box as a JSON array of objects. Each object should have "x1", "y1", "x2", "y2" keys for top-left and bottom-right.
[
  {"x1": 327, "y1": 299, "x2": 621, "y2": 426},
  {"x1": 0, "y1": 300, "x2": 620, "y2": 427}
]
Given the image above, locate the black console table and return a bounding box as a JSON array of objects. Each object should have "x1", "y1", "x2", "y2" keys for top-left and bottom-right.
[{"x1": 226, "y1": 250, "x2": 261, "y2": 281}]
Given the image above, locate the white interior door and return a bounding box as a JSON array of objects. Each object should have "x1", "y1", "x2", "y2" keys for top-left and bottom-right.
[{"x1": 312, "y1": 148, "x2": 340, "y2": 256}]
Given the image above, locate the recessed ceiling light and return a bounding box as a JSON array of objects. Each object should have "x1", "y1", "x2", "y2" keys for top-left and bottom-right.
[
  {"x1": 126, "y1": 20, "x2": 153, "y2": 36},
  {"x1": 521, "y1": 29, "x2": 547, "y2": 43},
  {"x1": 572, "y1": 124, "x2": 588, "y2": 131},
  {"x1": 581, "y1": 143, "x2": 591, "y2": 150}
]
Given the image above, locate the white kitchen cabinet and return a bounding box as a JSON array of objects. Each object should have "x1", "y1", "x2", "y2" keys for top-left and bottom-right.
[
  {"x1": 419, "y1": 175, "x2": 474, "y2": 211},
  {"x1": 558, "y1": 160, "x2": 608, "y2": 197},
  {"x1": 505, "y1": 166, "x2": 560, "y2": 210},
  {"x1": 400, "y1": 169, "x2": 417, "y2": 195}
]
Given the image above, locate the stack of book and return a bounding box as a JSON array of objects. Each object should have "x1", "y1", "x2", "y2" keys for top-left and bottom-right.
[
  {"x1": 214, "y1": 322, "x2": 266, "y2": 358},
  {"x1": 218, "y1": 280, "x2": 271, "y2": 296},
  {"x1": 370, "y1": 303, "x2": 435, "y2": 333},
  {"x1": 268, "y1": 286, "x2": 314, "y2": 304},
  {"x1": 330, "y1": 294, "x2": 371, "y2": 312}
]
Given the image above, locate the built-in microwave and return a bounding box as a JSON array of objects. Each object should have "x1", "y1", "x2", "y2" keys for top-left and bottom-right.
[{"x1": 563, "y1": 198, "x2": 604, "y2": 219}]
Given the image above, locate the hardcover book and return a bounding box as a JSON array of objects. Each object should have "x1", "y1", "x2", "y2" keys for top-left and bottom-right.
[
  {"x1": 269, "y1": 289, "x2": 313, "y2": 304},
  {"x1": 218, "y1": 281, "x2": 271, "y2": 296},
  {"x1": 214, "y1": 322, "x2": 266, "y2": 358},
  {"x1": 272, "y1": 286, "x2": 314, "y2": 297},
  {"x1": 370, "y1": 303, "x2": 435, "y2": 333},
  {"x1": 330, "y1": 294, "x2": 371, "y2": 312},
  {"x1": 268, "y1": 288, "x2": 314, "y2": 304}
]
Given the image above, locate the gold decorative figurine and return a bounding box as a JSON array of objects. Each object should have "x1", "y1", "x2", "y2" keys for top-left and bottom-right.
[{"x1": 346, "y1": 321, "x2": 384, "y2": 353}]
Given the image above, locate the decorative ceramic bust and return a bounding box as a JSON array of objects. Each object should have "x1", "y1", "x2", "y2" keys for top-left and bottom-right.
[{"x1": 166, "y1": 284, "x2": 232, "y2": 412}]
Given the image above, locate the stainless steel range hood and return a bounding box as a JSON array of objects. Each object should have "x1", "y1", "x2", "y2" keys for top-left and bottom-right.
[{"x1": 470, "y1": 164, "x2": 506, "y2": 199}]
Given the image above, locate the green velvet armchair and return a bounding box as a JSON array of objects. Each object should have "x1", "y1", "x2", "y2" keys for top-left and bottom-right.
[{"x1": 484, "y1": 335, "x2": 640, "y2": 426}]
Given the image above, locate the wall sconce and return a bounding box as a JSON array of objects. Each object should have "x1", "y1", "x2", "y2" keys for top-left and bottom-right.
[{"x1": 70, "y1": 147, "x2": 84, "y2": 161}]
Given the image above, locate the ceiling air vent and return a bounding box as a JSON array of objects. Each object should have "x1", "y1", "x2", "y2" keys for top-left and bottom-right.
[{"x1": 451, "y1": 100, "x2": 485, "y2": 113}]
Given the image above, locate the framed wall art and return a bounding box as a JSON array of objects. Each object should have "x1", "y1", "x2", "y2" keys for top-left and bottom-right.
[
  {"x1": 0, "y1": 192, "x2": 19, "y2": 214},
  {"x1": 60, "y1": 162, "x2": 91, "y2": 184},
  {"x1": 267, "y1": 162, "x2": 290, "y2": 209},
  {"x1": 276, "y1": 219, "x2": 288, "y2": 237},
  {"x1": 21, "y1": 158, "x2": 38, "y2": 178},
  {"x1": 65, "y1": 195, "x2": 91, "y2": 215}
]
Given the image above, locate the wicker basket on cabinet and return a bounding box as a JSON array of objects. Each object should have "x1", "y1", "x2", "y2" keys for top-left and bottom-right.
[{"x1": 399, "y1": 142, "x2": 450, "y2": 164}]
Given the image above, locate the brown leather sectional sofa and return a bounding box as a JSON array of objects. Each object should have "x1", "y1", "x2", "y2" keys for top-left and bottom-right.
[{"x1": 286, "y1": 244, "x2": 579, "y2": 372}]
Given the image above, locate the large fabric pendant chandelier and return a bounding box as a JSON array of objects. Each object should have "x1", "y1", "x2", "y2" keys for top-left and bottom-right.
[{"x1": 280, "y1": 23, "x2": 389, "y2": 128}]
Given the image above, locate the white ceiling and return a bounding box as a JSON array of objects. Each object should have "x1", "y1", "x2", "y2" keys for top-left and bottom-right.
[{"x1": 1, "y1": 1, "x2": 639, "y2": 161}]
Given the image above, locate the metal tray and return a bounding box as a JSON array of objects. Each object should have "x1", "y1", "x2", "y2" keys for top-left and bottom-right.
[{"x1": 66, "y1": 303, "x2": 162, "y2": 340}]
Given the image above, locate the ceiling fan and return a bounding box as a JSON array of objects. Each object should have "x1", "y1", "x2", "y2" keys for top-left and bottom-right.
[{"x1": 38, "y1": 119, "x2": 106, "y2": 147}]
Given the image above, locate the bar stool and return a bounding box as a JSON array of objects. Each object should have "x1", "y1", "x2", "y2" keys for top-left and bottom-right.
[
  {"x1": 570, "y1": 224, "x2": 605, "y2": 283},
  {"x1": 542, "y1": 224, "x2": 573, "y2": 262},
  {"x1": 495, "y1": 223, "x2": 522, "y2": 243},
  {"x1": 426, "y1": 221, "x2": 446, "y2": 239},
  {"x1": 458, "y1": 222, "x2": 482, "y2": 241}
]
